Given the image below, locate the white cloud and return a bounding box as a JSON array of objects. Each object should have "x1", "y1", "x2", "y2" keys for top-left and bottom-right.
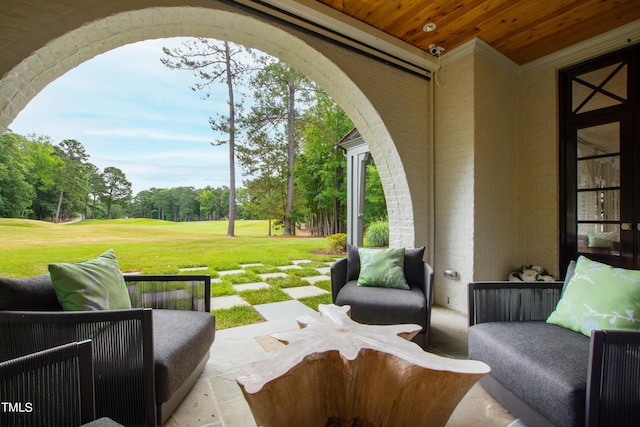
[{"x1": 84, "y1": 128, "x2": 215, "y2": 143}]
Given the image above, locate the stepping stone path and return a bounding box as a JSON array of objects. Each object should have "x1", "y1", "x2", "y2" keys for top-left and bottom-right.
[
  {"x1": 233, "y1": 282, "x2": 271, "y2": 292},
  {"x1": 179, "y1": 260, "x2": 336, "y2": 311}
]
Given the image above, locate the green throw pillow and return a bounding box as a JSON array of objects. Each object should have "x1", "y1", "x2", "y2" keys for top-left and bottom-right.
[
  {"x1": 357, "y1": 248, "x2": 409, "y2": 290},
  {"x1": 547, "y1": 256, "x2": 640, "y2": 336},
  {"x1": 48, "y1": 249, "x2": 132, "y2": 311}
]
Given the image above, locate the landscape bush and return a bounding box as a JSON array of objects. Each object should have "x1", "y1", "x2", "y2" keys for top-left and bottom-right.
[
  {"x1": 327, "y1": 233, "x2": 347, "y2": 252},
  {"x1": 365, "y1": 221, "x2": 389, "y2": 247}
]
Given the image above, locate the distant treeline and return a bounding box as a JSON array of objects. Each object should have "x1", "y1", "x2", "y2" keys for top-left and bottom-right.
[{"x1": 1, "y1": 129, "x2": 387, "y2": 235}]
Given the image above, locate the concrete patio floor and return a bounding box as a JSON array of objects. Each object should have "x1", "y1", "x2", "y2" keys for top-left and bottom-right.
[{"x1": 162, "y1": 303, "x2": 519, "y2": 427}]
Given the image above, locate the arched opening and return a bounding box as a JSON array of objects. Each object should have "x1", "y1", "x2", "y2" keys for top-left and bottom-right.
[{"x1": 0, "y1": 3, "x2": 432, "y2": 251}]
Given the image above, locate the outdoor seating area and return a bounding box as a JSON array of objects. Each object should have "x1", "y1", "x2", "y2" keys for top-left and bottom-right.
[
  {"x1": 5, "y1": 2, "x2": 640, "y2": 427},
  {"x1": 468, "y1": 257, "x2": 640, "y2": 427},
  {"x1": 0, "y1": 251, "x2": 516, "y2": 427},
  {"x1": 4, "y1": 249, "x2": 640, "y2": 427},
  {"x1": 0, "y1": 268, "x2": 216, "y2": 426}
]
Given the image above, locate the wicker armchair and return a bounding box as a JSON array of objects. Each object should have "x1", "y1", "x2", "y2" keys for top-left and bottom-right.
[
  {"x1": 0, "y1": 274, "x2": 214, "y2": 427},
  {"x1": 331, "y1": 247, "x2": 434, "y2": 348},
  {"x1": 468, "y1": 281, "x2": 640, "y2": 427},
  {"x1": 0, "y1": 340, "x2": 95, "y2": 426}
]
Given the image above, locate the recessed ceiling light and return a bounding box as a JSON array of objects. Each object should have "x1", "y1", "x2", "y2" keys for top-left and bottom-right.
[{"x1": 423, "y1": 23, "x2": 437, "y2": 32}]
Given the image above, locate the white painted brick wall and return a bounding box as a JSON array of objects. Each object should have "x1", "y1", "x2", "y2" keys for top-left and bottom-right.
[
  {"x1": 473, "y1": 55, "x2": 519, "y2": 281},
  {"x1": 434, "y1": 54, "x2": 475, "y2": 311}
]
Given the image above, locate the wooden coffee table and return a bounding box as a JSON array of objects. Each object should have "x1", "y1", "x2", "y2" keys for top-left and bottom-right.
[{"x1": 236, "y1": 304, "x2": 490, "y2": 427}]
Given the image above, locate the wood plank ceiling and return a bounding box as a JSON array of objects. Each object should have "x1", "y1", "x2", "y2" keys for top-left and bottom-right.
[{"x1": 315, "y1": 0, "x2": 640, "y2": 65}]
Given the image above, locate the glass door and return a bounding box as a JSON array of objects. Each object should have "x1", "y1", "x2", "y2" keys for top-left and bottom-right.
[
  {"x1": 566, "y1": 114, "x2": 634, "y2": 268},
  {"x1": 560, "y1": 45, "x2": 637, "y2": 271}
]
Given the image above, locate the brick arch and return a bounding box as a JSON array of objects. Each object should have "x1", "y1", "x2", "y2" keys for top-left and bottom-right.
[{"x1": 0, "y1": 3, "x2": 429, "y2": 248}]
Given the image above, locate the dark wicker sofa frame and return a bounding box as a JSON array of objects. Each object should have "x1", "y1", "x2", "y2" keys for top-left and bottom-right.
[
  {"x1": 0, "y1": 274, "x2": 212, "y2": 427},
  {"x1": 468, "y1": 281, "x2": 640, "y2": 427},
  {"x1": 0, "y1": 339, "x2": 95, "y2": 426}
]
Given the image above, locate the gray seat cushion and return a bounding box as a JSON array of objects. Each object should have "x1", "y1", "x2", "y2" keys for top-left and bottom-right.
[
  {"x1": 0, "y1": 275, "x2": 62, "y2": 311},
  {"x1": 152, "y1": 310, "x2": 216, "y2": 403},
  {"x1": 335, "y1": 280, "x2": 426, "y2": 328},
  {"x1": 468, "y1": 321, "x2": 590, "y2": 427}
]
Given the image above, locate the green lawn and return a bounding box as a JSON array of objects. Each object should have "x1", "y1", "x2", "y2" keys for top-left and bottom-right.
[
  {"x1": 0, "y1": 218, "x2": 339, "y2": 329},
  {"x1": 0, "y1": 218, "x2": 336, "y2": 277}
]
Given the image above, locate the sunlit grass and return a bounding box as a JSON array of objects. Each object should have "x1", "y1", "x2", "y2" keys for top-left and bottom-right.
[
  {"x1": 299, "y1": 294, "x2": 333, "y2": 311},
  {"x1": 287, "y1": 267, "x2": 325, "y2": 277},
  {"x1": 213, "y1": 305, "x2": 265, "y2": 329},
  {"x1": 266, "y1": 275, "x2": 308, "y2": 289},
  {"x1": 0, "y1": 218, "x2": 334, "y2": 277},
  {"x1": 239, "y1": 287, "x2": 291, "y2": 305},
  {"x1": 313, "y1": 279, "x2": 332, "y2": 292}
]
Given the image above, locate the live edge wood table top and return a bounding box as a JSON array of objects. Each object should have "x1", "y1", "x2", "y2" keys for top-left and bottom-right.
[{"x1": 236, "y1": 304, "x2": 490, "y2": 427}]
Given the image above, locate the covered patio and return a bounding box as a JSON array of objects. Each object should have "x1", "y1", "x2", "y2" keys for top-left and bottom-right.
[{"x1": 3, "y1": 1, "x2": 640, "y2": 426}]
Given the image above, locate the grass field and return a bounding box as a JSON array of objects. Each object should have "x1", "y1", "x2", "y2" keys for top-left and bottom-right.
[
  {"x1": 0, "y1": 218, "x2": 338, "y2": 329},
  {"x1": 0, "y1": 218, "x2": 336, "y2": 277}
]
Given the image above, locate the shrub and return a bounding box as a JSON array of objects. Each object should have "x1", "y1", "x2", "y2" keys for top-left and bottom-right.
[
  {"x1": 365, "y1": 221, "x2": 389, "y2": 247},
  {"x1": 327, "y1": 233, "x2": 347, "y2": 252}
]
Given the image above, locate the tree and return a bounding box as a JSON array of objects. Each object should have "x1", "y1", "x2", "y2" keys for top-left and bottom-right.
[
  {"x1": 297, "y1": 92, "x2": 353, "y2": 236},
  {"x1": 23, "y1": 135, "x2": 62, "y2": 220},
  {"x1": 162, "y1": 38, "x2": 258, "y2": 236},
  {"x1": 241, "y1": 60, "x2": 316, "y2": 235},
  {"x1": 51, "y1": 139, "x2": 90, "y2": 222},
  {"x1": 364, "y1": 161, "x2": 388, "y2": 226},
  {"x1": 171, "y1": 186, "x2": 199, "y2": 221},
  {"x1": 0, "y1": 131, "x2": 35, "y2": 217},
  {"x1": 245, "y1": 175, "x2": 287, "y2": 236},
  {"x1": 240, "y1": 131, "x2": 290, "y2": 235},
  {"x1": 151, "y1": 188, "x2": 173, "y2": 220},
  {"x1": 101, "y1": 166, "x2": 132, "y2": 219},
  {"x1": 130, "y1": 189, "x2": 154, "y2": 219},
  {"x1": 235, "y1": 187, "x2": 255, "y2": 219},
  {"x1": 199, "y1": 188, "x2": 217, "y2": 220},
  {"x1": 87, "y1": 164, "x2": 106, "y2": 219}
]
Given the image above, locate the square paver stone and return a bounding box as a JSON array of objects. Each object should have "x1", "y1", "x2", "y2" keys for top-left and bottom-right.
[
  {"x1": 240, "y1": 263, "x2": 263, "y2": 268},
  {"x1": 218, "y1": 269, "x2": 246, "y2": 276},
  {"x1": 292, "y1": 259, "x2": 312, "y2": 265},
  {"x1": 277, "y1": 265, "x2": 302, "y2": 270},
  {"x1": 315, "y1": 267, "x2": 331, "y2": 275},
  {"x1": 210, "y1": 295, "x2": 250, "y2": 310},
  {"x1": 282, "y1": 285, "x2": 329, "y2": 299},
  {"x1": 233, "y1": 282, "x2": 271, "y2": 292},
  {"x1": 178, "y1": 266, "x2": 209, "y2": 272},
  {"x1": 303, "y1": 275, "x2": 330, "y2": 285},
  {"x1": 253, "y1": 300, "x2": 318, "y2": 321}
]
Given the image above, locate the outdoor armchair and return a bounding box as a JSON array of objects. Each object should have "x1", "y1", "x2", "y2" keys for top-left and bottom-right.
[
  {"x1": 330, "y1": 246, "x2": 434, "y2": 348},
  {"x1": 0, "y1": 274, "x2": 215, "y2": 427},
  {"x1": 0, "y1": 339, "x2": 95, "y2": 426},
  {"x1": 468, "y1": 281, "x2": 640, "y2": 427}
]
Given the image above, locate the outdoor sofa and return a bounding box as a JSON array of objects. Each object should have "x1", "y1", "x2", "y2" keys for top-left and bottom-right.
[
  {"x1": 0, "y1": 271, "x2": 215, "y2": 426},
  {"x1": 468, "y1": 258, "x2": 640, "y2": 427}
]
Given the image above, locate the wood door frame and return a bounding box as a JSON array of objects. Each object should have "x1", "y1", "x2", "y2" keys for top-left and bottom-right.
[{"x1": 559, "y1": 44, "x2": 638, "y2": 272}]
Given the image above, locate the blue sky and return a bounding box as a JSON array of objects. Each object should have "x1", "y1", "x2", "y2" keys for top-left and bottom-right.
[{"x1": 9, "y1": 38, "x2": 236, "y2": 195}]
